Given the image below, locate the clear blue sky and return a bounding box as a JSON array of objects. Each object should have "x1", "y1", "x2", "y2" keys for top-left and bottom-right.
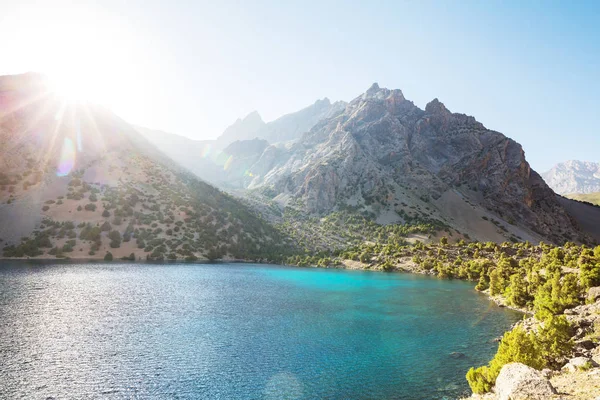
[{"x1": 1, "y1": 0, "x2": 598, "y2": 172}]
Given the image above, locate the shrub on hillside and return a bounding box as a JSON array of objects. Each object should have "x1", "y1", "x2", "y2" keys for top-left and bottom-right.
[{"x1": 466, "y1": 315, "x2": 572, "y2": 394}]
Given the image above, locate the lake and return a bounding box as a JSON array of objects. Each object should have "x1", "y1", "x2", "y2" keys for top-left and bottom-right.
[{"x1": 0, "y1": 262, "x2": 521, "y2": 399}]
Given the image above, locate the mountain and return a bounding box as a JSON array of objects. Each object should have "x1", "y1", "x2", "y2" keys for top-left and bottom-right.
[
  {"x1": 215, "y1": 110, "x2": 265, "y2": 149},
  {"x1": 139, "y1": 98, "x2": 347, "y2": 188},
  {"x1": 541, "y1": 160, "x2": 600, "y2": 194},
  {"x1": 253, "y1": 98, "x2": 346, "y2": 145},
  {"x1": 214, "y1": 99, "x2": 346, "y2": 148},
  {"x1": 235, "y1": 83, "x2": 594, "y2": 245},
  {"x1": 0, "y1": 73, "x2": 291, "y2": 260},
  {"x1": 133, "y1": 126, "x2": 227, "y2": 185},
  {"x1": 565, "y1": 192, "x2": 600, "y2": 206}
]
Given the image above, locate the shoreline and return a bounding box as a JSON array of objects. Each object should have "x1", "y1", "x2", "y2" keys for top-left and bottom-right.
[{"x1": 0, "y1": 256, "x2": 528, "y2": 313}]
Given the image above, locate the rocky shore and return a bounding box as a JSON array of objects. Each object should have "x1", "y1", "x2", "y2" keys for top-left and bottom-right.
[{"x1": 465, "y1": 293, "x2": 600, "y2": 400}]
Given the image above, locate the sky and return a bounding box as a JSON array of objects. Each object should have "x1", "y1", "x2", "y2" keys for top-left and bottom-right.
[{"x1": 0, "y1": 0, "x2": 598, "y2": 172}]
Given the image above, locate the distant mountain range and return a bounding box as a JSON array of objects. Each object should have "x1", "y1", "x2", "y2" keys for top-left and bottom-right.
[{"x1": 542, "y1": 160, "x2": 600, "y2": 194}]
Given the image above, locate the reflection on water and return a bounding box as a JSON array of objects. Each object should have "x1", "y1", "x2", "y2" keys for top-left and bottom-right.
[{"x1": 0, "y1": 262, "x2": 521, "y2": 399}]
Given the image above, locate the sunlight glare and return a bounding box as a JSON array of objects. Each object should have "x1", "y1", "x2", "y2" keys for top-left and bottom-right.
[
  {"x1": 3, "y1": 3, "x2": 151, "y2": 112},
  {"x1": 57, "y1": 137, "x2": 76, "y2": 177}
]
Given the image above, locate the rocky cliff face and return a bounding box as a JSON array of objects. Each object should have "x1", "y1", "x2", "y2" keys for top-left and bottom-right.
[
  {"x1": 239, "y1": 83, "x2": 584, "y2": 244},
  {"x1": 542, "y1": 161, "x2": 600, "y2": 194}
]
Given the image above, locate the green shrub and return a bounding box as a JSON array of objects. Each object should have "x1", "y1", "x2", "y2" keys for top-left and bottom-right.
[{"x1": 466, "y1": 315, "x2": 572, "y2": 394}]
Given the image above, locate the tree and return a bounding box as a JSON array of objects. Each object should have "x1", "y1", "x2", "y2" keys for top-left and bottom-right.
[
  {"x1": 104, "y1": 251, "x2": 113, "y2": 261},
  {"x1": 475, "y1": 274, "x2": 489, "y2": 291},
  {"x1": 467, "y1": 315, "x2": 574, "y2": 394},
  {"x1": 489, "y1": 268, "x2": 504, "y2": 296},
  {"x1": 580, "y1": 259, "x2": 600, "y2": 289},
  {"x1": 102, "y1": 209, "x2": 110, "y2": 218},
  {"x1": 506, "y1": 273, "x2": 528, "y2": 307},
  {"x1": 536, "y1": 315, "x2": 573, "y2": 369},
  {"x1": 534, "y1": 272, "x2": 580, "y2": 319},
  {"x1": 108, "y1": 230, "x2": 121, "y2": 248}
]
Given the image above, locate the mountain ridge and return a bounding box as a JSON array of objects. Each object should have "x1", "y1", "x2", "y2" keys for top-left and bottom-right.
[{"x1": 542, "y1": 160, "x2": 600, "y2": 194}]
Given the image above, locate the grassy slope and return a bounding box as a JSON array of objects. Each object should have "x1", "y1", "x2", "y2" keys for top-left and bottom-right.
[{"x1": 566, "y1": 192, "x2": 600, "y2": 206}]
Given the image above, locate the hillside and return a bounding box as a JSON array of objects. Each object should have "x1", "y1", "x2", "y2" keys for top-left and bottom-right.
[
  {"x1": 566, "y1": 192, "x2": 600, "y2": 206},
  {"x1": 0, "y1": 73, "x2": 292, "y2": 261},
  {"x1": 542, "y1": 160, "x2": 600, "y2": 194}
]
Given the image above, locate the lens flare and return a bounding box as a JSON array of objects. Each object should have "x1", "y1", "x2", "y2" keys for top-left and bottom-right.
[
  {"x1": 57, "y1": 137, "x2": 76, "y2": 176},
  {"x1": 223, "y1": 155, "x2": 234, "y2": 171},
  {"x1": 201, "y1": 144, "x2": 212, "y2": 158},
  {"x1": 75, "y1": 115, "x2": 83, "y2": 152},
  {"x1": 214, "y1": 151, "x2": 228, "y2": 166}
]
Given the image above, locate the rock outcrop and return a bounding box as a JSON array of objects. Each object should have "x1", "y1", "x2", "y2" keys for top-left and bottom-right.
[
  {"x1": 562, "y1": 357, "x2": 597, "y2": 373},
  {"x1": 494, "y1": 363, "x2": 556, "y2": 400}
]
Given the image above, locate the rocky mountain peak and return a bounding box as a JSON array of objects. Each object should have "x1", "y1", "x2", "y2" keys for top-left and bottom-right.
[
  {"x1": 243, "y1": 110, "x2": 263, "y2": 123},
  {"x1": 366, "y1": 82, "x2": 380, "y2": 95},
  {"x1": 315, "y1": 97, "x2": 331, "y2": 106},
  {"x1": 359, "y1": 83, "x2": 406, "y2": 103},
  {"x1": 425, "y1": 98, "x2": 450, "y2": 115}
]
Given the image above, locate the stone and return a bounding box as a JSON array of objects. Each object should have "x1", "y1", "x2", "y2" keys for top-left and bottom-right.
[
  {"x1": 562, "y1": 356, "x2": 597, "y2": 373},
  {"x1": 494, "y1": 363, "x2": 556, "y2": 400},
  {"x1": 575, "y1": 339, "x2": 596, "y2": 350},
  {"x1": 541, "y1": 369, "x2": 554, "y2": 379},
  {"x1": 449, "y1": 351, "x2": 466, "y2": 359},
  {"x1": 588, "y1": 287, "x2": 600, "y2": 302}
]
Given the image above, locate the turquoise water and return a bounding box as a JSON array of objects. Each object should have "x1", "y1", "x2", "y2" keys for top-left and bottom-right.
[{"x1": 0, "y1": 262, "x2": 521, "y2": 399}]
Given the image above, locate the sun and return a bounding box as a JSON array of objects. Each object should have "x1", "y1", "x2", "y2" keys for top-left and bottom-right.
[
  {"x1": 4, "y1": 3, "x2": 151, "y2": 112},
  {"x1": 49, "y1": 72, "x2": 97, "y2": 103}
]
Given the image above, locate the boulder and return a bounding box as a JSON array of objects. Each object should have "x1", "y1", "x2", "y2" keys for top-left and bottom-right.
[
  {"x1": 593, "y1": 348, "x2": 600, "y2": 366},
  {"x1": 575, "y1": 339, "x2": 596, "y2": 350},
  {"x1": 562, "y1": 356, "x2": 597, "y2": 372},
  {"x1": 494, "y1": 363, "x2": 556, "y2": 400},
  {"x1": 540, "y1": 369, "x2": 554, "y2": 379},
  {"x1": 588, "y1": 287, "x2": 600, "y2": 302}
]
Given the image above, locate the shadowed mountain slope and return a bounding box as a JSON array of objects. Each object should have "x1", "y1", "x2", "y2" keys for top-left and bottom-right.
[{"x1": 0, "y1": 73, "x2": 292, "y2": 260}]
